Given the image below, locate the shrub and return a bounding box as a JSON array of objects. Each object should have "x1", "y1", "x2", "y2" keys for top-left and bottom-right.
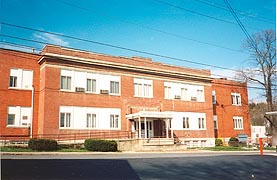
[
  {"x1": 215, "y1": 138, "x2": 223, "y2": 146},
  {"x1": 84, "y1": 139, "x2": 117, "y2": 152},
  {"x1": 28, "y1": 138, "x2": 58, "y2": 151},
  {"x1": 228, "y1": 137, "x2": 239, "y2": 147}
]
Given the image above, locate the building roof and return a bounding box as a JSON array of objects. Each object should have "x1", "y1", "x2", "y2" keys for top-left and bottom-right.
[{"x1": 40, "y1": 45, "x2": 212, "y2": 83}]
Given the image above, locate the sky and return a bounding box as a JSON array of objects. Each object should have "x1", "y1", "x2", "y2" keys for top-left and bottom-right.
[{"x1": 0, "y1": 0, "x2": 276, "y2": 102}]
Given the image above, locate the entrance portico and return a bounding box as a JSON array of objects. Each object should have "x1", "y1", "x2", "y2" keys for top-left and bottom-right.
[{"x1": 126, "y1": 111, "x2": 173, "y2": 139}]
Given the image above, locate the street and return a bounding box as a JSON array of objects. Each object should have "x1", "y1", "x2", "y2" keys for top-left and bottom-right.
[{"x1": 1, "y1": 152, "x2": 277, "y2": 180}]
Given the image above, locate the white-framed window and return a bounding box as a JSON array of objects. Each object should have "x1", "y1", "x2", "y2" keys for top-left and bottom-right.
[
  {"x1": 231, "y1": 93, "x2": 241, "y2": 106},
  {"x1": 86, "y1": 79, "x2": 96, "y2": 92},
  {"x1": 212, "y1": 90, "x2": 216, "y2": 104},
  {"x1": 61, "y1": 76, "x2": 72, "y2": 90},
  {"x1": 9, "y1": 69, "x2": 33, "y2": 89},
  {"x1": 9, "y1": 76, "x2": 17, "y2": 87},
  {"x1": 197, "y1": 89, "x2": 204, "y2": 102},
  {"x1": 164, "y1": 86, "x2": 172, "y2": 99},
  {"x1": 213, "y1": 115, "x2": 218, "y2": 129},
  {"x1": 110, "y1": 114, "x2": 119, "y2": 129},
  {"x1": 233, "y1": 116, "x2": 243, "y2": 129},
  {"x1": 134, "y1": 78, "x2": 153, "y2": 98},
  {"x1": 60, "y1": 112, "x2": 71, "y2": 128},
  {"x1": 86, "y1": 113, "x2": 96, "y2": 128},
  {"x1": 110, "y1": 81, "x2": 119, "y2": 94},
  {"x1": 7, "y1": 114, "x2": 15, "y2": 125},
  {"x1": 181, "y1": 88, "x2": 190, "y2": 101},
  {"x1": 198, "y1": 117, "x2": 205, "y2": 129},
  {"x1": 183, "y1": 117, "x2": 190, "y2": 129},
  {"x1": 7, "y1": 106, "x2": 31, "y2": 127}
]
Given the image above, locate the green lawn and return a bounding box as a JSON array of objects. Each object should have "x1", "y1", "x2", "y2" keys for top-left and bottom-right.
[
  {"x1": 0, "y1": 146, "x2": 89, "y2": 152},
  {"x1": 194, "y1": 146, "x2": 276, "y2": 151}
]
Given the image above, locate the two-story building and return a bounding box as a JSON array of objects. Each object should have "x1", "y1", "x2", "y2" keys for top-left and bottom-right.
[
  {"x1": 0, "y1": 45, "x2": 251, "y2": 147},
  {"x1": 212, "y1": 78, "x2": 251, "y2": 144}
]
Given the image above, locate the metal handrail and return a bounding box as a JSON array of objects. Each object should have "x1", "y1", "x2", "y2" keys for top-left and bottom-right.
[{"x1": 0, "y1": 131, "x2": 132, "y2": 145}]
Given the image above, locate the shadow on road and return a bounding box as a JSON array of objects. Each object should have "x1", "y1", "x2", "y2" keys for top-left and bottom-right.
[{"x1": 2, "y1": 159, "x2": 140, "y2": 180}]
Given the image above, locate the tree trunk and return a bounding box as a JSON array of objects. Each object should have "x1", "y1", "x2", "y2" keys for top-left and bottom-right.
[{"x1": 271, "y1": 127, "x2": 277, "y2": 147}]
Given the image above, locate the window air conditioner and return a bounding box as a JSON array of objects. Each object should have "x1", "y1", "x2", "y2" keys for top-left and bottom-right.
[
  {"x1": 174, "y1": 95, "x2": 181, "y2": 99},
  {"x1": 100, "y1": 89, "x2": 109, "y2": 94},
  {"x1": 191, "y1": 97, "x2": 197, "y2": 101},
  {"x1": 75, "y1": 87, "x2": 85, "y2": 92}
]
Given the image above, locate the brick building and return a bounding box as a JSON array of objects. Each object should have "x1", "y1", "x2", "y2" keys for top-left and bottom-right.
[
  {"x1": 212, "y1": 78, "x2": 251, "y2": 144},
  {"x1": 0, "y1": 46, "x2": 251, "y2": 147},
  {"x1": 0, "y1": 48, "x2": 40, "y2": 137}
]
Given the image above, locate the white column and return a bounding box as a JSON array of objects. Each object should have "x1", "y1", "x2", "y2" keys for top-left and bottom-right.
[
  {"x1": 139, "y1": 117, "x2": 141, "y2": 139},
  {"x1": 170, "y1": 119, "x2": 173, "y2": 138},
  {"x1": 144, "y1": 117, "x2": 147, "y2": 139},
  {"x1": 166, "y1": 119, "x2": 169, "y2": 138}
]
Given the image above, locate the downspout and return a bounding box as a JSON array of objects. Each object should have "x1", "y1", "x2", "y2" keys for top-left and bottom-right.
[{"x1": 30, "y1": 85, "x2": 34, "y2": 138}]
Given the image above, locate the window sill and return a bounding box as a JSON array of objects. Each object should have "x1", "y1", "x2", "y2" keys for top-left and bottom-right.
[
  {"x1": 6, "y1": 125, "x2": 29, "y2": 128},
  {"x1": 234, "y1": 128, "x2": 244, "y2": 130},
  {"x1": 109, "y1": 93, "x2": 121, "y2": 96},
  {"x1": 60, "y1": 89, "x2": 74, "y2": 93},
  {"x1": 8, "y1": 87, "x2": 32, "y2": 91},
  {"x1": 134, "y1": 96, "x2": 153, "y2": 98}
]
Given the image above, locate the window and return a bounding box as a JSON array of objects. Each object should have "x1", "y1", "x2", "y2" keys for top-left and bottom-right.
[
  {"x1": 183, "y1": 117, "x2": 189, "y2": 129},
  {"x1": 87, "y1": 114, "x2": 96, "y2": 128},
  {"x1": 212, "y1": 90, "x2": 216, "y2": 104},
  {"x1": 110, "y1": 114, "x2": 119, "y2": 128},
  {"x1": 233, "y1": 116, "x2": 243, "y2": 129},
  {"x1": 198, "y1": 118, "x2": 205, "y2": 129},
  {"x1": 213, "y1": 115, "x2": 218, "y2": 129},
  {"x1": 9, "y1": 76, "x2": 17, "y2": 87},
  {"x1": 134, "y1": 83, "x2": 152, "y2": 97},
  {"x1": 197, "y1": 89, "x2": 204, "y2": 102},
  {"x1": 231, "y1": 93, "x2": 241, "y2": 105},
  {"x1": 7, "y1": 106, "x2": 31, "y2": 127},
  {"x1": 9, "y1": 69, "x2": 33, "y2": 89},
  {"x1": 181, "y1": 88, "x2": 190, "y2": 101},
  {"x1": 134, "y1": 78, "x2": 153, "y2": 98},
  {"x1": 61, "y1": 76, "x2": 72, "y2": 90},
  {"x1": 7, "y1": 114, "x2": 15, "y2": 125},
  {"x1": 144, "y1": 84, "x2": 151, "y2": 97},
  {"x1": 86, "y1": 79, "x2": 96, "y2": 92},
  {"x1": 110, "y1": 81, "x2": 119, "y2": 94},
  {"x1": 134, "y1": 83, "x2": 142, "y2": 96},
  {"x1": 60, "y1": 112, "x2": 71, "y2": 128},
  {"x1": 164, "y1": 86, "x2": 171, "y2": 99}
]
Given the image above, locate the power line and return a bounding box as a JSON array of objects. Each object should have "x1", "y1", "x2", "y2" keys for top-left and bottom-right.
[
  {"x1": 192, "y1": 0, "x2": 275, "y2": 24},
  {"x1": 1, "y1": 22, "x2": 269, "y2": 80},
  {"x1": 55, "y1": 0, "x2": 247, "y2": 55},
  {"x1": 1, "y1": 40, "x2": 260, "y2": 83},
  {"x1": 224, "y1": 0, "x2": 258, "y2": 52},
  {"x1": 152, "y1": 0, "x2": 262, "y2": 31},
  {"x1": 1, "y1": 21, "x2": 270, "y2": 80},
  {"x1": 0, "y1": 41, "x2": 42, "y2": 52},
  {"x1": 0, "y1": 22, "x2": 241, "y2": 72},
  {"x1": 1, "y1": 44, "x2": 273, "y2": 91}
]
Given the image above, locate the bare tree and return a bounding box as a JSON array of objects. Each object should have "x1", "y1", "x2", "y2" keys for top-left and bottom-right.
[{"x1": 241, "y1": 30, "x2": 276, "y2": 145}]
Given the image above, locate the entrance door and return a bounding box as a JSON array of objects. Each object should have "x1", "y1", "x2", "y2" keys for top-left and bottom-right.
[
  {"x1": 147, "y1": 121, "x2": 153, "y2": 138},
  {"x1": 154, "y1": 120, "x2": 162, "y2": 137},
  {"x1": 134, "y1": 121, "x2": 154, "y2": 138}
]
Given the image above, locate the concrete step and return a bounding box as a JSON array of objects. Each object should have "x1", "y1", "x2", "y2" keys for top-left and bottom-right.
[{"x1": 142, "y1": 138, "x2": 174, "y2": 146}]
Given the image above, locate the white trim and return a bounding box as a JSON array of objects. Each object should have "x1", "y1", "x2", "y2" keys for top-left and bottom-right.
[
  {"x1": 41, "y1": 64, "x2": 212, "y2": 86},
  {"x1": 41, "y1": 52, "x2": 212, "y2": 81}
]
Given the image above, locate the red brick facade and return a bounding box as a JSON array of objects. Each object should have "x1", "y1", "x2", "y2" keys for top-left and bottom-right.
[
  {"x1": 0, "y1": 46, "x2": 251, "y2": 146},
  {"x1": 212, "y1": 78, "x2": 251, "y2": 143},
  {"x1": 0, "y1": 49, "x2": 41, "y2": 136}
]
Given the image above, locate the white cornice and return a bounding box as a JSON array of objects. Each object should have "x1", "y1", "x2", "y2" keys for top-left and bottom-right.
[{"x1": 40, "y1": 53, "x2": 212, "y2": 82}]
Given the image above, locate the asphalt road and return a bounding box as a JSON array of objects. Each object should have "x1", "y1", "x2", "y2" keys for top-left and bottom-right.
[{"x1": 1, "y1": 153, "x2": 277, "y2": 180}]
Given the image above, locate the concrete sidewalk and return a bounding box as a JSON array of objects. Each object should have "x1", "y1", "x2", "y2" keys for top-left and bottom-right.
[{"x1": 1, "y1": 149, "x2": 277, "y2": 159}]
